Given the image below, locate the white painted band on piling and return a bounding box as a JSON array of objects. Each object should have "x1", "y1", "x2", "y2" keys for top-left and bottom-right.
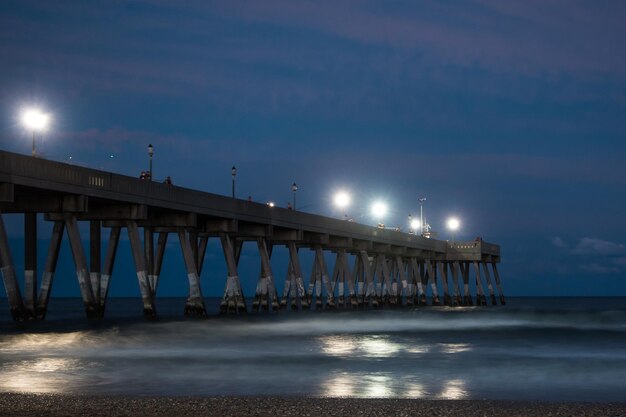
[
  {"x1": 100, "y1": 274, "x2": 110, "y2": 298},
  {"x1": 188, "y1": 273, "x2": 201, "y2": 298},
  {"x1": 40, "y1": 272, "x2": 52, "y2": 292}
]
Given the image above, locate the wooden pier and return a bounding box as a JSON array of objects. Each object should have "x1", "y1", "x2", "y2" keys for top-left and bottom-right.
[{"x1": 0, "y1": 150, "x2": 504, "y2": 321}]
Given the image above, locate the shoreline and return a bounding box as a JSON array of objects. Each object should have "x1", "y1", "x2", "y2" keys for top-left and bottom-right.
[{"x1": 1, "y1": 394, "x2": 625, "y2": 417}]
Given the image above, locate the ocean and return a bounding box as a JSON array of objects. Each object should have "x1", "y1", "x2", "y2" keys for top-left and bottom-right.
[{"x1": 1, "y1": 297, "x2": 625, "y2": 401}]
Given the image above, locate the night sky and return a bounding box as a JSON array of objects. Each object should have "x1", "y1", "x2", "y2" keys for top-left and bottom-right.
[{"x1": 1, "y1": 1, "x2": 625, "y2": 298}]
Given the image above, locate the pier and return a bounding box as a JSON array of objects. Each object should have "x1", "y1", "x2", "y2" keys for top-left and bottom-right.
[{"x1": 0, "y1": 150, "x2": 504, "y2": 321}]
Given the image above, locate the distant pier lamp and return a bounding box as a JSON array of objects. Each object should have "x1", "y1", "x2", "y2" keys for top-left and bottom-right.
[
  {"x1": 231, "y1": 166, "x2": 237, "y2": 198},
  {"x1": 409, "y1": 215, "x2": 421, "y2": 235},
  {"x1": 447, "y1": 217, "x2": 460, "y2": 243},
  {"x1": 371, "y1": 201, "x2": 387, "y2": 227},
  {"x1": 291, "y1": 182, "x2": 298, "y2": 210},
  {"x1": 418, "y1": 197, "x2": 426, "y2": 236},
  {"x1": 334, "y1": 191, "x2": 350, "y2": 218},
  {"x1": 147, "y1": 144, "x2": 154, "y2": 180},
  {"x1": 21, "y1": 108, "x2": 50, "y2": 156}
]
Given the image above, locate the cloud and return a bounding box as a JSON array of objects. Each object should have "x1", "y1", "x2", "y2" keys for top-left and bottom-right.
[
  {"x1": 210, "y1": 0, "x2": 626, "y2": 77},
  {"x1": 581, "y1": 263, "x2": 621, "y2": 274},
  {"x1": 552, "y1": 236, "x2": 567, "y2": 248},
  {"x1": 571, "y1": 237, "x2": 626, "y2": 256}
]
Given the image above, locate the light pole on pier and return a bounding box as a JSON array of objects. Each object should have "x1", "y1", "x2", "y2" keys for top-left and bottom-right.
[
  {"x1": 21, "y1": 108, "x2": 49, "y2": 157},
  {"x1": 371, "y1": 201, "x2": 387, "y2": 227},
  {"x1": 418, "y1": 197, "x2": 426, "y2": 236},
  {"x1": 409, "y1": 214, "x2": 420, "y2": 234},
  {"x1": 291, "y1": 182, "x2": 298, "y2": 210},
  {"x1": 447, "y1": 217, "x2": 460, "y2": 243},
  {"x1": 147, "y1": 144, "x2": 154, "y2": 180},
  {"x1": 231, "y1": 166, "x2": 237, "y2": 198},
  {"x1": 334, "y1": 190, "x2": 350, "y2": 219}
]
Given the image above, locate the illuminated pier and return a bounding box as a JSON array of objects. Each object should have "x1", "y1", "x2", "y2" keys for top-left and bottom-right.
[{"x1": 0, "y1": 150, "x2": 504, "y2": 321}]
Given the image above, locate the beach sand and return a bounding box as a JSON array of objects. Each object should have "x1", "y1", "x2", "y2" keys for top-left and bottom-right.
[{"x1": 1, "y1": 394, "x2": 625, "y2": 416}]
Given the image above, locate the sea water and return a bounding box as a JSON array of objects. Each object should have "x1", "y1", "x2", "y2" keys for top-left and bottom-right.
[{"x1": 0, "y1": 297, "x2": 625, "y2": 401}]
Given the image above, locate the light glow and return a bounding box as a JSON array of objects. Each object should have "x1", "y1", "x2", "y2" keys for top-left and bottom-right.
[
  {"x1": 446, "y1": 217, "x2": 460, "y2": 231},
  {"x1": 410, "y1": 218, "x2": 421, "y2": 231},
  {"x1": 21, "y1": 108, "x2": 49, "y2": 132},
  {"x1": 371, "y1": 201, "x2": 387, "y2": 219},
  {"x1": 334, "y1": 191, "x2": 350, "y2": 208}
]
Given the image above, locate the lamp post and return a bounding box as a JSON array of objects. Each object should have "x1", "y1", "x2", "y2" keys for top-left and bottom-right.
[
  {"x1": 409, "y1": 214, "x2": 420, "y2": 235},
  {"x1": 291, "y1": 182, "x2": 298, "y2": 210},
  {"x1": 231, "y1": 166, "x2": 237, "y2": 198},
  {"x1": 418, "y1": 197, "x2": 426, "y2": 236},
  {"x1": 334, "y1": 191, "x2": 350, "y2": 219},
  {"x1": 447, "y1": 217, "x2": 460, "y2": 243},
  {"x1": 147, "y1": 144, "x2": 154, "y2": 180},
  {"x1": 21, "y1": 108, "x2": 49, "y2": 156},
  {"x1": 371, "y1": 201, "x2": 387, "y2": 227}
]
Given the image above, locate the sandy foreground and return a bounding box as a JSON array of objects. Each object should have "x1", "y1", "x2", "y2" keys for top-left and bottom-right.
[{"x1": 1, "y1": 394, "x2": 626, "y2": 417}]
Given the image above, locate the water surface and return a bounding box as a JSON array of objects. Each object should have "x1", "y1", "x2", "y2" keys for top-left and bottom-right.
[{"x1": 1, "y1": 297, "x2": 625, "y2": 401}]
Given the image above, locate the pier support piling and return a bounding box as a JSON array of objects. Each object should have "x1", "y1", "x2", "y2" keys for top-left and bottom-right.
[
  {"x1": 426, "y1": 260, "x2": 440, "y2": 305},
  {"x1": 437, "y1": 261, "x2": 452, "y2": 306},
  {"x1": 0, "y1": 212, "x2": 25, "y2": 321},
  {"x1": 473, "y1": 261, "x2": 488, "y2": 306},
  {"x1": 219, "y1": 234, "x2": 246, "y2": 314},
  {"x1": 491, "y1": 263, "x2": 506, "y2": 305},
  {"x1": 482, "y1": 262, "x2": 498, "y2": 305},
  {"x1": 99, "y1": 226, "x2": 120, "y2": 311},
  {"x1": 127, "y1": 221, "x2": 157, "y2": 317},
  {"x1": 288, "y1": 242, "x2": 307, "y2": 309},
  {"x1": 24, "y1": 213, "x2": 37, "y2": 318},
  {"x1": 179, "y1": 230, "x2": 207, "y2": 316},
  {"x1": 450, "y1": 261, "x2": 463, "y2": 306},
  {"x1": 35, "y1": 221, "x2": 64, "y2": 320},
  {"x1": 65, "y1": 214, "x2": 100, "y2": 318},
  {"x1": 460, "y1": 262, "x2": 473, "y2": 306}
]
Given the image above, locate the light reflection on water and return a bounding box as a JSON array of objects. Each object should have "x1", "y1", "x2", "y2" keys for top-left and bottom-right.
[
  {"x1": 1, "y1": 358, "x2": 84, "y2": 393},
  {"x1": 2, "y1": 304, "x2": 626, "y2": 401},
  {"x1": 321, "y1": 372, "x2": 466, "y2": 399}
]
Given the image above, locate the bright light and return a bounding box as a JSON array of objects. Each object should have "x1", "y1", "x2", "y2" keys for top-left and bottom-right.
[
  {"x1": 410, "y1": 218, "x2": 421, "y2": 231},
  {"x1": 267, "y1": 201, "x2": 275, "y2": 207},
  {"x1": 21, "y1": 108, "x2": 49, "y2": 132},
  {"x1": 371, "y1": 201, "x2": 387, "y2": 219},
  {"x1": 447, "y1": 217, "x2": 460, "y2": 231},
  {"x1": 334, "y1": 191, "x2": 350, "y2": 208}
]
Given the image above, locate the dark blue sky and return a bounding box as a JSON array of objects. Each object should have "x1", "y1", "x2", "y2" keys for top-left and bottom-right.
[{"x1": 1, "y1": 0, "x2": 625, "y2": 299}]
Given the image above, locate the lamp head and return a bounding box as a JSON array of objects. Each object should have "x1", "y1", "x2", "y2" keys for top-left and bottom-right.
[
  {"x1": 21, "y1": 108, "x2": 49, "y2": 132},
  {"x1": 334, "y1": 191, "x2": 350, "y2": 208},
  {"x1": 371, "y1": 201, "x2": 387, "y2": 219},
  {"x1": 447, "y1": 217, "x2": 460, "y2": 231}
]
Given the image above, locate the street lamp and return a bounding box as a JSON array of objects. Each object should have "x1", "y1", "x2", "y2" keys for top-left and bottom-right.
[
  {"x1": 409, "y1": 214, "x2": 421, "y2": 234},
  {"x1": 147, "y1": 144, "x2": 154, "y2": 180},
  {"x1": 231, "y1": 166, "x2": 237, "y2": 198},
  {"x1": 418, "y1": 197, "x2": 426, "y2": 236},
  {"x1": 447, "y1": 217, "x2": 460, "y2": 242},
  {"x1": 334, "y1": 191, "x2": 351, "y2": 220},
  {"x1": 21, "y1": 108, "x2": 49, "y2": 156},
  {"x1": 371, "y1": 201, "x2": 387, "y2": 226},
  {"x1": 291, "y1": 182, "x2": 298, "y2": 210}
]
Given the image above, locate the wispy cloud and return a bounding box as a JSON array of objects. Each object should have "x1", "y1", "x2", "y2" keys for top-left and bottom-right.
[
  {"x1": 572, "y1": 237, "x2": 626, "y2": 256},
  {"x1": 551, "y1": 237, "x2": 626, "y2": 275},
  {"x1": 552, "y1": 236, "x2": 567, "y2": 248}
]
